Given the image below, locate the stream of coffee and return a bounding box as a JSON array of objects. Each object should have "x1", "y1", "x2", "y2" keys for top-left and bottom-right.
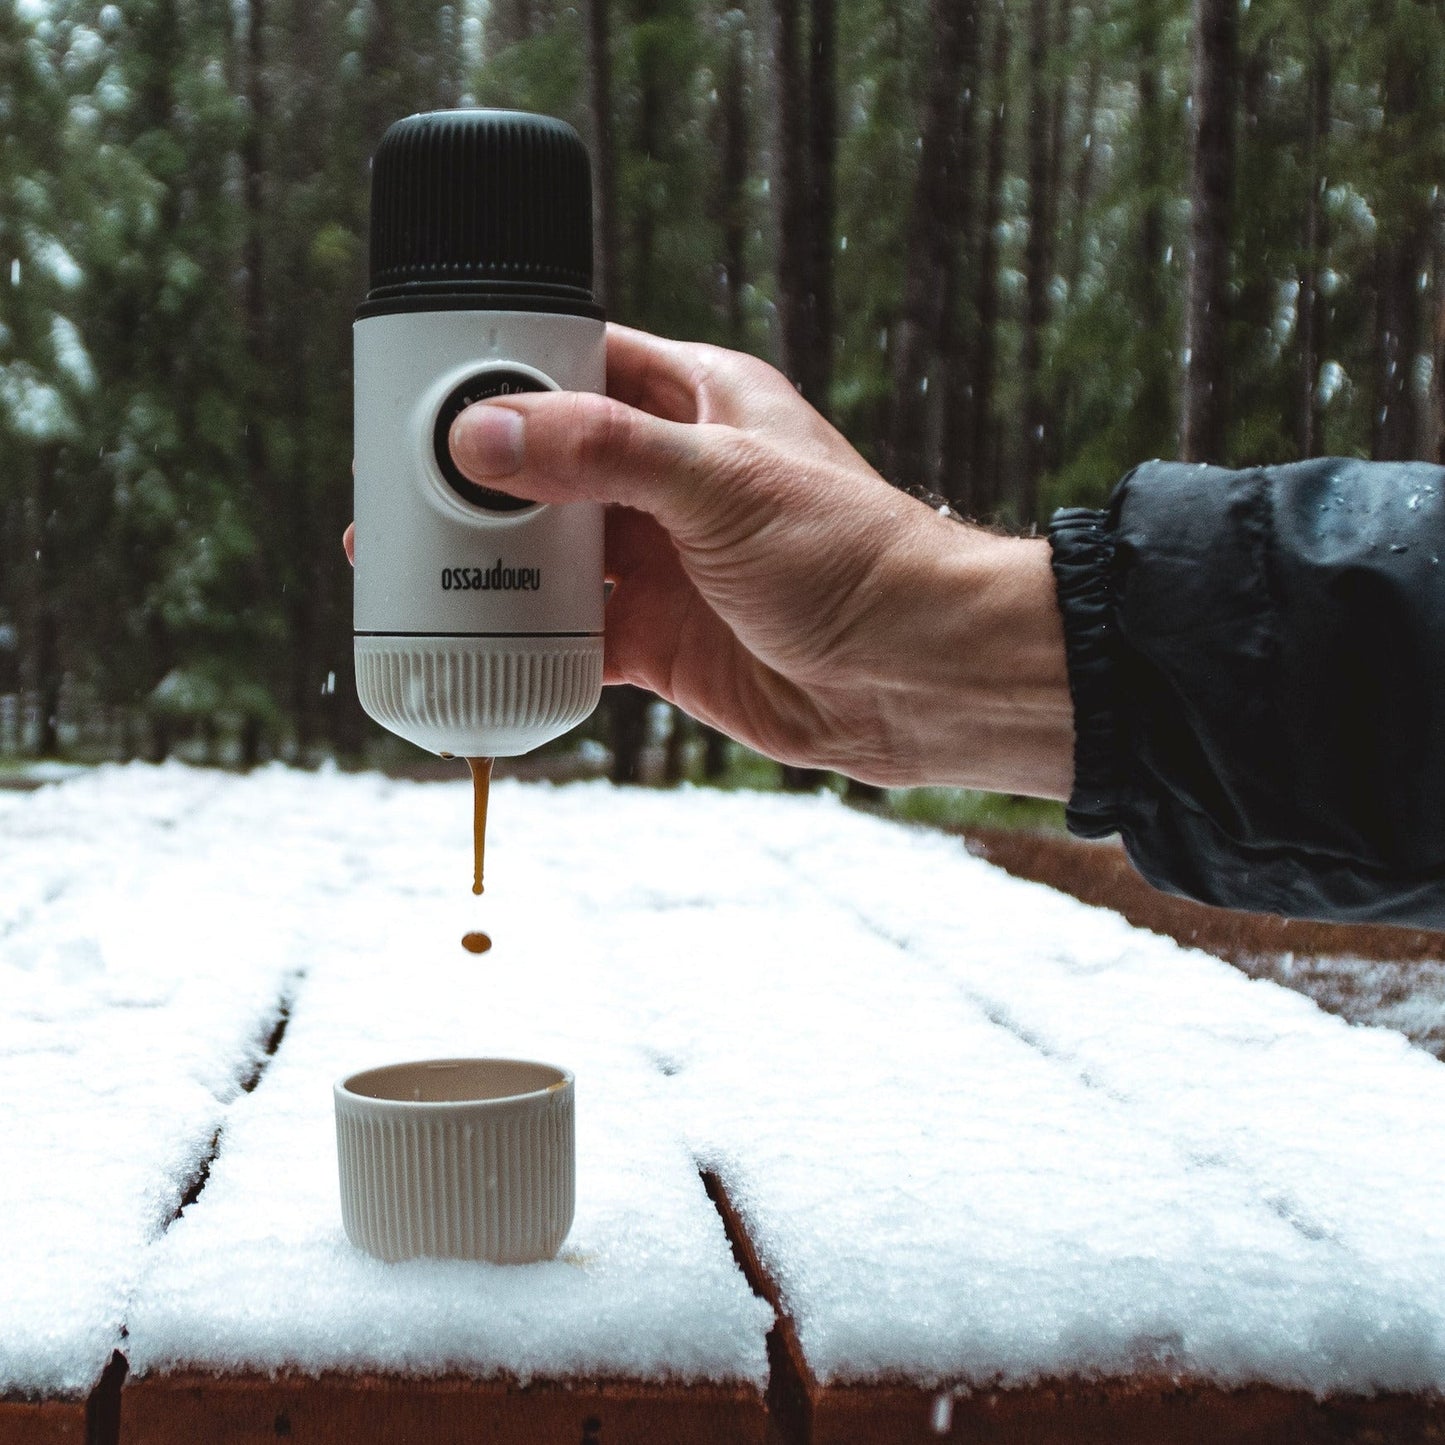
[
  {"x1": 466, "y1": 756, "x2": 493, "y2": 896},
  {"x1": 463, "y1": 756, "x2": 493, "y2": 953}
]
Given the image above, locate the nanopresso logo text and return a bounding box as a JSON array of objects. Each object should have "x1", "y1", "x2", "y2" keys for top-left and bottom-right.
[{"x1": 441, "y1": 560, "x2": 542, "y2": 592}]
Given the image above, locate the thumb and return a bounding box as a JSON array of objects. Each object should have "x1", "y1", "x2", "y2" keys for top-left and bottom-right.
[{"x1": 449, "y1": 392, "x2": 726, "y2": 543}]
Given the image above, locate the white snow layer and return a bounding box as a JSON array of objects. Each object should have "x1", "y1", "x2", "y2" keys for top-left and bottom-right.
[
  {"x1": 0, "y1": 766, "x2": 308, "y2": 1395},
  {"x1": 6, "y1": 769, "x2": 1445, "y2": 1401}
]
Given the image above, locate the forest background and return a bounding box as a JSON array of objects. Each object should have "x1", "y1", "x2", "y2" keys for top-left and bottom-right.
[{"x1": 1, "y1": 0, "x2": 1443, "y2": 799}]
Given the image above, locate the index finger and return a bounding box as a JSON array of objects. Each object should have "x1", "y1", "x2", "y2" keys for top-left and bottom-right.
[
  {"x1": 604, "y1": 324, "x2": 775, "y2": 429},
  {"x1": 604, "y1": 325, "x2": 704, "y2": 423}
]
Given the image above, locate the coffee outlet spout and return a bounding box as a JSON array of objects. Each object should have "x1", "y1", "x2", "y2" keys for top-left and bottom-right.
[{"x1": 353, "y1": 110, "x2": 605, "y2": 758}]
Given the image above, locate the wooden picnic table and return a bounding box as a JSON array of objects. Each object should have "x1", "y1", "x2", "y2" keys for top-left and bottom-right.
[{"x1": 6, "y1": 768, "x2": 1445, "y2": 1445}]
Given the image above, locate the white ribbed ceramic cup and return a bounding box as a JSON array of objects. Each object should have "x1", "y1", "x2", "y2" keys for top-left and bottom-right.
[{"x1": 335, "y1": 1058, "x2": 574, "y2": 1264}]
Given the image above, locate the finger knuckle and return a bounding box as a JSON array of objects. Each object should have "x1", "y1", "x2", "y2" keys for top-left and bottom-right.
[
  {"x1": 730, "y1": 351, "x2": 792, "y2": 395},
  {"x1": 570, "y1": 392, "x2": 632, "y2": 472}
]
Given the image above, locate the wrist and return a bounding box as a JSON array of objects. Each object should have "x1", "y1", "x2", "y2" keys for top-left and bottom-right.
[{"x1": 880, "y1": 525, "x2": 1075, "y2": 797}]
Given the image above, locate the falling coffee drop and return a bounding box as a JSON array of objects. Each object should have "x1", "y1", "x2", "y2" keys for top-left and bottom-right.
[
  {"x1": 459, "y1": 757, "x2": 495, "y2": 954},
  {"x1": 465, "y1": 757, "x2": 494, "y2": 896}
]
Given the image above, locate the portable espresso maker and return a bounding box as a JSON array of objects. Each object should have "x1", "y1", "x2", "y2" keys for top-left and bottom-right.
[{"x1": 353, "y1": 110, "x2": 605, "y2": 756}]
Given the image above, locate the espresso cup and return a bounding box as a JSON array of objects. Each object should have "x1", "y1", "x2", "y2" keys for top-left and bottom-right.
[{"x1": 335, "y1": 1058, "x2": 574, "y2": 1263}]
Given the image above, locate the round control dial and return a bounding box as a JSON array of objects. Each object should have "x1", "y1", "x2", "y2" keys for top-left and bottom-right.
[{"x1": 433, "y1": 368, "x2": 549, "y2": 513}]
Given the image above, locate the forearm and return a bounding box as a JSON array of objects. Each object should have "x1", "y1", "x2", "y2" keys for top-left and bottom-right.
[{"x1": 879, "y1": 529, "x2": 1075, "y2": 798}]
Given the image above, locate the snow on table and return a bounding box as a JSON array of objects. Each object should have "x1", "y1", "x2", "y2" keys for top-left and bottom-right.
[
  {"x1": 6, "y1": 767, "x2": 1445, "y2": 1405},
  {"x1": 122, "y1": 771, "x2": 773, "y2": 1388},
  {"x1": 0, "y1": 766, "x2": 317, "y2": 1396},
  {"x1": 549, "y1": 786, "x2": 1445, "y2": 1396}
]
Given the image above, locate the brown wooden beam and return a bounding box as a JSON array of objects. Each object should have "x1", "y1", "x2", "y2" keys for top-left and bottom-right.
[
  {"x1": 963, "y1": 826, "x2": 1445, "y2": 967},
  {"x1": 701, "y1": 1166, "x2": 1445, "y2": 1444},
  {"x1": 0, "y1": 1348, "x2": 124, "y2": 1445},
  {"x1": 811, "y1": 1378, "x2": 1445, "y2": 1444},
  {"x1": 0, "y1": 1400, "x2": 85, "y2": 1445},
  {"x1": 119, "y1": 1370, "x2": 766, "y2": 1445}
]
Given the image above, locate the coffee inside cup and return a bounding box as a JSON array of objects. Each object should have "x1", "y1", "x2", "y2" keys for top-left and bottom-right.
[{"x1": 342, "y1": 1058, "x2": 566, "y2": 1104}]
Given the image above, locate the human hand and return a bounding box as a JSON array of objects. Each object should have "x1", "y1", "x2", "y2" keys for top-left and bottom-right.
[
  {"x1": 423, "y1": 324, "x2": 1073, "y2": 794},
  {"x1": 345, "y1": 326, "x2": 1072, "y2": 792}
]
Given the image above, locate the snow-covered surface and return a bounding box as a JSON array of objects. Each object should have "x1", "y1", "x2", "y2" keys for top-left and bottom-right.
[
  {"x1": 0, "y1": 767, "x2": 309, "y2": 1396},
  {"x1": 7, "y1": 767, "x2": 1445, "y2": 1400},
  {"x1": 123, "y1": 774, "x2": 773, "y2": 1385},
  {"x1": 676, "y1": 798, "x2": 1445, "y2": 1391},
  {"x1": 5, "y1": 766, "x2": 768, "y2": 1394}
]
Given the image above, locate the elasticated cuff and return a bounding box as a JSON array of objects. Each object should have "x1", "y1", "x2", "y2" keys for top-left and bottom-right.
[{"x1": 1048, "y1": 507, "x2": 1121, "y2": 839}]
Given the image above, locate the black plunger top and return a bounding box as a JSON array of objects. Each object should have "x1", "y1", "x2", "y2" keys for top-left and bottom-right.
[{"x1": 361, "y1": 109, "x2": 598, "y2": 317}]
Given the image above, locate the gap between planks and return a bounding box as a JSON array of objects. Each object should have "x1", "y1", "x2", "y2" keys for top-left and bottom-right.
[
  {"x1": 699, "y1": 1170, "x2": 1445, "y2": 1445},
  {"x1": 699, "y1": 1168, "x2": 814, "y2": 1445},
  {"x1": 45, "y1": 994, "x2": 295, "y2": 1445},
  {"x1": 27, "y1": 1005, "x2": 1445, "y2": 1445}
]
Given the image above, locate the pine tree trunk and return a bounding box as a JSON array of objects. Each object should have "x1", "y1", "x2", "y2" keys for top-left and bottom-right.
[
  {"x1": 1233, "y1": 40, "x2": 1279, "y2": 424},
  {"x1": 29, "y1": 444, "x2": 61, "y2": 758},
  {"x1": 804, "y1": 0, "x2": 836, "y2": 418},
  {"x1": 969, "y1": 0, "x2": 1010, "y2": 514},
  {"x1": 1047, "y1": 5, "x2": 1102, "y2": 467},
  {"x1": 1374, "y1": 234, "x2": 1422, "y2": 461},
  {"x1": 1058, "y1": 27, "x2": 1102, "y2": 306},
  {"x1": 718, "y1": 20, "x2": 748, "y2": 343},
  {"x1": 1296, "y1": 41, "x2": 1330, "y2": 459},
  {"x1": 1432, "y1": 194, "x2": 1445, "y2": 465},
  {"x1": 939, "y1": 0, "x2": 993, "y2": 512},
  {"x1": 631, "y1": 0, "x2": 663, "y2": 326},
  {"x1": 773, "y1": 0, "x2": 811, "y2": 395},
  {"x1": 360, "y1": 0, "x2": 396, "y2": 149},
  {"x1": 1372, "y1": 37, "x2": 1423, "y2": 462},
  {"x1": 1043, "y1": 0, "x2": 1070, "y2": 269},
  {"x1": 585, "y1": 0, "x2": 620, "y2": 309},
  {"x1": 887, "y1": 0, "x2": 977, "y2": 493},
  {"x1": 772, "y1": 0, "x2": 837, "y2": 417},
  {"x1": 1017, "y1": 0, "x2": 1054, "y2": 522},
  {"x1": 1434, "y1": 281, "x2": 1445, "y2": 466},
  {"x1": 148, "y1": 715, "x2": 172, "y2": 766},
  {"x1": 240, "y1": 2, "x2": 265, "y2": 316},
  {"x1": 287, "y1": 363, "x2": 315, "y2": 760},
  {"x1": 702, "y1": 728, "x2": 730, "y2": 780},
  {"x1": 1036, "y1": 0, "x2": 1071, "y2": 478},
  {"x1": 662, "y1": 710, "x2": 689, "y2": 784},
  {"x1": 607, "y1": 0, "x2": 665, "y2": 784},
  {"x1": 936, "y1": 7, "x2": 984, "y2": 511},
  {"x1": 288, "y1": 0, "x2": 336, "y2": 761},
  {"x1": 240, "y1": 715, "x2": 262, "y2": 771},
  {"x1": 1179, "y1": 0, "x2": 1237, "y2": 463},
  {"x1": 609, "y1": 685, "x2": 650, "y2": 785},
  {"x1": 1130, "y1": 0, "x2": 1171, "y2": 461},
  {"x1": 241, "y1": 0, "x2": 271, "y2": 652}
]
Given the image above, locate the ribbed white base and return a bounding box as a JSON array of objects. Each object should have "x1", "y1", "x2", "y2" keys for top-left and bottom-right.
[
  {"x1": 335, "y1": 1063, "x2": 575, "y2": 1264},
  {"x1": 355, "y1": 634, "x2": 603, "y2": 757}
]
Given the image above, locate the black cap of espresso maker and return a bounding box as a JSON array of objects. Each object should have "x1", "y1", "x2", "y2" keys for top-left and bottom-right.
[{"x1": 360, "y1": 109, "x2": 600, "y2": 318}]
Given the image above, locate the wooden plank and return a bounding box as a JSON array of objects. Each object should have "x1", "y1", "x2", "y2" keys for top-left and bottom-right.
[
  {"x1": 809, "y1": 1377, "x2": 1445, "y2": 1444},
  {"x1": 0, "y1": 1352, "x2": 123, "y2": 1445},
  {"x1": 120, "y1": 1371, "x2": 768, "y2": 1445},
  {"x1": 707, "y1": 1167, "x2": 1445, "y2": 1445},
  {"x1": 963, "y1": 826, "x2": 1445, "y2": 967},
  {"x1": 0, "y1": 1400, "x2": 85, "y2": 1445}
]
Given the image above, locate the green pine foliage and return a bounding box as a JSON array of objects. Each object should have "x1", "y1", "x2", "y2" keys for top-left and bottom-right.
[{"x1": 0, "y1": 0, "x2": 1442, "y2": 763}]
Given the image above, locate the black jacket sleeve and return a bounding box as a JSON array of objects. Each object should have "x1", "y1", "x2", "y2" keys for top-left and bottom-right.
[{"x1": 1048, "y1": 457, "x2": 1445, "y2": 928}]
